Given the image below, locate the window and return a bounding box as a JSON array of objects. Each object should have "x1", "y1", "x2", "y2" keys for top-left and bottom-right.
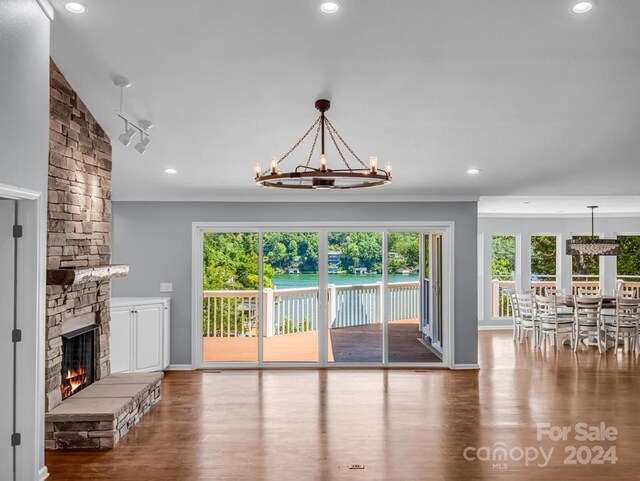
[
  {"x1": 530, "y1": 235, "x2": 557, "y2": 295},
  {"x1": 616, "y1": 235, "x2": 640, "y2": 297},
  {"x1": 491, "y1": 235, "x2": 516, "y2": 318}
]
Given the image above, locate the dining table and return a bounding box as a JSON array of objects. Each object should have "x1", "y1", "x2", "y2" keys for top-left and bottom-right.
[{"x1": 555, "y1": 295, "x2": 617, "y2": 310}]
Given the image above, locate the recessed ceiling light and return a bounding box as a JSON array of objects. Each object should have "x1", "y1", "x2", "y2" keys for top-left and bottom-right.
[
  {"x1": 571, "y1": 1, "x2": 594, "y2": 14},
  {"x1": 319, "y1": 1, "x2": 341, "y2": 14},
  {"x1": 164, "y1": 168, "x2": 177, "y2": 175},
  {"x1": 65, "y1": 2, "x2": 88, "y2": 14},
  {"x1": 523, "y1": 201, "x2": 532, "y2": 205},
  {"x1": 466, "y1": 168, "x2": 481, "y2": 175}
]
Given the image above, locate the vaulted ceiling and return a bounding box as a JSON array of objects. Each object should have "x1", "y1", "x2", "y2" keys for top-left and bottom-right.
[{"x1": 50, "y1": 0, "x2": 640, "y2": 201}]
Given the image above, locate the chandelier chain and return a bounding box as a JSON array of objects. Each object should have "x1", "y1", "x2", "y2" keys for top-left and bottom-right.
[
  {"x1": 278, "y1": 117, "x2": 320, "y2": 165},
  {"x1": 305, "y1": 121, "x2": 322, "y2": 169},
  {"x1": 325, "y1": 120, "x2": 353, "y2": 171},
  {"x1": 325, "y1": 117, "x2": 368, "y2": 169}
]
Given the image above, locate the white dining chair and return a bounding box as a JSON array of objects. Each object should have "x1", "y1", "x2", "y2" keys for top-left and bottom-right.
[
  {"x1": 516, "y1": 292, "x2": 537, "y2": 345},
  {"x1": 509, "y1": 291, "x2": 521, "y2": 341},
  {"x1": 536, "y1": 294, "x2": 575, "y2": 350},
  {"x1": 604, "y1": 297, "x2": 640, "y2": 355},
  {"x1": 573, "y1": 296, "x2": 604, "y2": 354}
]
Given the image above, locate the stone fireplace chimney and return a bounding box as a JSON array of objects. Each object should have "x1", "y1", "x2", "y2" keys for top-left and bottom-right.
[{"x1": 45, "y1": 60, "x2": 127, "y2": 412}]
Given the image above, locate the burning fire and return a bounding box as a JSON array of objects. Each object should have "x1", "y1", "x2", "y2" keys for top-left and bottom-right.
[{"x1": 60, "y1": 367, "x2": 88, "y2": 399}]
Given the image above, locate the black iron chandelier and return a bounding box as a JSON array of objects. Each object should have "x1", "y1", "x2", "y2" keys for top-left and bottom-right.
[
  {"x1": 566, "y1": 206, "x2": 620, "y2": 256},
  {"x1": 254, "y1": 99, "x2": 392, "y2": 190}
]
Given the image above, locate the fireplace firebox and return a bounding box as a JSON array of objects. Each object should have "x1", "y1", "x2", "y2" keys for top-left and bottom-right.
[{"x1": 60, "y1": 326, "x2": 96, "y2": 400}]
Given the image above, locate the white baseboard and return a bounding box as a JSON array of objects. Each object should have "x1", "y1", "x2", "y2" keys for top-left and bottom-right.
[
  {"x1": 478, "y1": 325, "x2": 512, "y2": 331},
  {"x1": 166, "y1": 364, "x2": 195, "y2": 371},
  {"x1": 39, "y1": 466, "x2": 50, "y2": 480},
  {"x1": 452, "y1": 363, "x2": 480, "y2": 370}
]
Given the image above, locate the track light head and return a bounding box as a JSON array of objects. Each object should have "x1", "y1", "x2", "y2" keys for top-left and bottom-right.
[
  {"x1": 118, "y1": 125, "x2": 137, "y2": 146},
  {"x1": 134, "y1": 133, "x2": 151, "y2": 154}
]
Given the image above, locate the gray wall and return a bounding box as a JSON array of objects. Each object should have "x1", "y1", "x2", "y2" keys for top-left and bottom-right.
[
  {"x1": 112, "y1": 201, "x2": 478, "y2": 366},
  {"x1": 479, "y1": 215, "x2": 640, "y2": 327},
  {"x1": 0, "y1": 0, "x2": 51, "y2": 477}
]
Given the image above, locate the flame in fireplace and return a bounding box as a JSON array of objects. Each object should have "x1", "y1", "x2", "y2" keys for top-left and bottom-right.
[{"x1": 61, "y1": 367, "x2": 88, "y2": 399}]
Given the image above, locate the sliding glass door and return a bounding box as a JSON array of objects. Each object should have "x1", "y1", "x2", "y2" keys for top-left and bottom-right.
[
  {"x1": 201, "y1": 232, "x2": 259, "y2": 362},
  {"x1": 263, "y1": 232, "x2": 319, "y2": 362},
  {"x1": 326, "y1": 231, "x2": 383, "y2": 363},
  {"x1": 198, "y1": 227, "x2": 447, "y2": 366}
]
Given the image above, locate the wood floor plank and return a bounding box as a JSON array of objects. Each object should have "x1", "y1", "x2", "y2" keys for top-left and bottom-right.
[{"x1": 45, "y1": 331, "x2": 640, "y2": 480}]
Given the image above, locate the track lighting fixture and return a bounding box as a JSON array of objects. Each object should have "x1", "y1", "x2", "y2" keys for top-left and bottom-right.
[
  {"x1": 118, "y1": 122, "x2": 137, "y2": 146},
  {"x1": 134, "y1": 133, "x2": 151, "y2": 154},
  {"x1": 113, "y1": 76, "x2": 153, "y2": 155}
]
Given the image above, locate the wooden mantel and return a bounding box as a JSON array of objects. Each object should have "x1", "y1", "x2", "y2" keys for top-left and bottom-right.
[{"x1": 47, "y1": 264, "x2": 129, "y2": 286}]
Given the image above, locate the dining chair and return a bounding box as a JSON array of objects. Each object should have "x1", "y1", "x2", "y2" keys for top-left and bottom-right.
[
  {"x1": 545, "y1": 287, "x2": 566, "y2": 296},
  {"x1": 573, "y1": 296, "x2": 604, "y2": 354},
  {"x1": 509, "y1": 291, "x2": 521, "y2": 341},
  {"x1": 604, "y1": 297, "x2": 640, "y2": 354},
  {"x1": 535, "y1": 294, "x2": 575, "y2": 350},
  {"x1": 516, "y1": 292, "x2": 537, "y2": 345},
  {"x1": 576, "y1": 287, "x2": 603, "y2": 297},
  {"x1": 614, "y1": 288, "x2": 636, "y2": 299}
]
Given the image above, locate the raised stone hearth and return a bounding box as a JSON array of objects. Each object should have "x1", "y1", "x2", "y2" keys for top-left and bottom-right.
[{"x1": 45, "y1": 373, "x2": 163, "y2": 450}]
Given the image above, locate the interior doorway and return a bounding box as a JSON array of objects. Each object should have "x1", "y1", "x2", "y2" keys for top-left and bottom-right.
[{"x1": 0, "y1": 185, "x2": 44, "y2": 481}]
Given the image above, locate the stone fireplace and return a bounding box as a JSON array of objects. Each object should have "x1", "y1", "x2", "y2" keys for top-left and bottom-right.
[
  {"x1": 44, "y1": 60, "x2": 161, "y2": 450},
  {"x1": 45, "y1": 60, "x2": 117, "y2": 412}
]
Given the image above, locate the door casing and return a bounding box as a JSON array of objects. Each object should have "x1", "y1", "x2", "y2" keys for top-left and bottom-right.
[{"x1": 192, "y1": 222, "x2": 456, "y2": 369}]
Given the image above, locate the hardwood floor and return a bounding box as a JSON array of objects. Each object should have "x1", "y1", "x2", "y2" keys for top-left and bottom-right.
[{"x1": 45, "y1": 331, "x2": 640, "y2": 480}]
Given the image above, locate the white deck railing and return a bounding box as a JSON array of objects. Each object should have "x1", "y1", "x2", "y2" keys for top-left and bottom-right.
[{"x1": 203, "y1": 281, "x2": 420, "y2": 337}]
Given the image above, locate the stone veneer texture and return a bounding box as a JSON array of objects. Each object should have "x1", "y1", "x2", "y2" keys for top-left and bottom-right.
[{"x1": 45, "y1": 60, "x2": 113, "y2": 412}]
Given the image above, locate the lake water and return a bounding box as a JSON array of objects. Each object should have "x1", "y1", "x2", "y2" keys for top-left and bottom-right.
[{"x1": 271, "y1": 273, "x2": 419, "y2": 289}]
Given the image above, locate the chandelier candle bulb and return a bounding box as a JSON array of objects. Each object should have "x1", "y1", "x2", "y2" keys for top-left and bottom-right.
[
  {"x1": 369, "y1": 156, "x2": 378, "y2": 173},
  {"x1": 385, "y1": 162, "x2": 392, "y2": 178},
  {"x1": 320, "y1": 154, "x2": 328, "y2": 171},
  {"x1": 270, "y1": 157, "x2": 278, "y2": 174},
  {"x1": 255, "y1": 163, "x2": 262, "y2": 178}
]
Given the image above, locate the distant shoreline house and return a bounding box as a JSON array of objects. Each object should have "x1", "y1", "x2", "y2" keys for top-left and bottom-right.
[{"x1": 328, "y1": 251, "x2": 341, "y2": 274}]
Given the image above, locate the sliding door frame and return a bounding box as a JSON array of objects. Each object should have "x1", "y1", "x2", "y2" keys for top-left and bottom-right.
[{"x1": 192, "y1": 221, "x2": 455, "y2": 369}]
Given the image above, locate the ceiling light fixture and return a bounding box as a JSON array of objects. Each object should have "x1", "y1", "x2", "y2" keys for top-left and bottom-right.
[
  {"x1": 467, "y1": 168, "x2": 481, "y2": 175},
  {"x1": 566, "y1": 206, "x2": 620, "y2": 256},
  {"x1": 570, "y1": 1, "x2": 594, "y2": 14},
  {"x1": 319, "y1": 1, "x2": 341, "y2": 14},
  {"x1": 118, "y1": 122, "x2": 137, "y2": 146},
  {"x1": 164, "y1": 168, "x2": 177, "y2": 175},
  {"x1": 254, "y1": 99, "x2": 391, "y2": 190},
  {"x1": 65, "y1": 2, "x2": 88, "y2": 14},
  {"x1": 113, "y1": 77, "x2": 153, "y2": 154},
  {"x1": 134, "y1": 132, "x2": 151, "y2": 154}
]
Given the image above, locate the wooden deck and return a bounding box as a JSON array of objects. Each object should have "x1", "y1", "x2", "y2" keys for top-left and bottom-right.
[
  {"x1": 46, "y1": 330, "x2": 640, "y2": 480},
  {"x1": 203, "y1": 319, "x2": 440, "y2": 363}
]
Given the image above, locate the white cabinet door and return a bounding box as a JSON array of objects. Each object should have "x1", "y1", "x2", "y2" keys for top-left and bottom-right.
[
  {"x1": 134, "y1": 304, "x2": 163, "y2": 371},
  {"x1": 110, "y1": 306, "x2": 132, "y2": 373}
]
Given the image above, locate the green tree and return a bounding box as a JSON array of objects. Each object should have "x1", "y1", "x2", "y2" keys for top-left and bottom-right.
[
  {"x1": 491, "y1": 235, "x2": 516, "y2": 278},
  {"x1": 617, "y1": 236, "x2": 640, "y2": 278},
  {"x1": 531, "y1": 235, "x2": 556, "y2": 278}
]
